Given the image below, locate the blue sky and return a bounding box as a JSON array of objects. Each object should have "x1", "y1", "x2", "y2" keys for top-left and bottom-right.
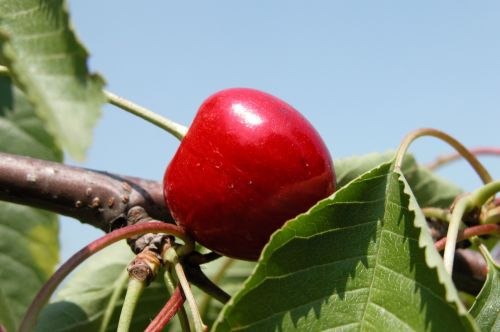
[{"x1": 60, "y1": 1, "x2": 500, "y2": 261}]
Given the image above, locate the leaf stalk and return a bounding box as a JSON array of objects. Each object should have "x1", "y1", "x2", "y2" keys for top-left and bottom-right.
[
  {"x1": 117, "y1": 278, "x2": 146, "y2": 332},
  {"x1": 394, "y1": 128, "x2": 493, "y2": 184},
  {"x1": 105, "y1": 91, "x2": 188, "y2": 140}
]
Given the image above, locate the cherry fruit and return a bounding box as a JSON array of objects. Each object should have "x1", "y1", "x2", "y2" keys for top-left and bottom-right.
[{"x1": 163, "y1": 88, "x2": 335, "y2": 260}]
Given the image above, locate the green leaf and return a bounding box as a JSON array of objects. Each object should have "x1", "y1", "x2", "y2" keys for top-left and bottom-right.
[
  {"x1": 0, "y1": 286, "x2": 16, "y2": 332},
  {"x1": 36, "y1": 242, "x2": 172, "y2": 332},
  {"x1": 0, "y1": 77, "x2": 62, "y2": 160},
  {"x1": 335, "y1": 152, "x2": 462, "y2": 208},
  {"x1": 0, "y1": 77, "x2": 60, "y2": 331},
  {"x1": 469, "y1": 252, "x2": 500, "y2": 331},
  {"x1": 213, "y1": 161, "x2": 477, "y2": 332},
  {"x1": 0, "y1": 0, "x2": 105, "y2": 161}
]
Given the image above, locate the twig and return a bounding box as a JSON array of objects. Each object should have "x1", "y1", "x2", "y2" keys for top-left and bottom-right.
[
  {"x1": 0, "y1": 151, "x2": 170, "y2": 231},
  {"x1": 427, "y1": 147, "x2": 500, "y2": 170},
  {"x1": 144, "y1": 286, "x2": 185, "y2": 332},
  {"x1": 394, "y1": 128, "x2": 493, "y2": 184},
  {"x1": 184, "y1": 263, "x2": 231, "y2": 305},
  {"x1": 435, "y1": 224, "x2": 500, "y2": 251},
  {"x1": 453, "y1": 249, "x2": 488, "y2": 295}
]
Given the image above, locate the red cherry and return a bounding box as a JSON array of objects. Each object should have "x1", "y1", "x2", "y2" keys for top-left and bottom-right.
[{"x1": 163, "y1": 88, "x2": 335, "y2": 260}]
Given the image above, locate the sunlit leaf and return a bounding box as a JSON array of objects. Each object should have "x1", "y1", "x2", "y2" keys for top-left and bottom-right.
[
  {"x1": 213, "y1": 161, "x2": 477, "y2": 331},
  {"x1": 0, "y1": 0, "x2": 105, "y2": 160},
  {"x1": 335, "y1": 152, "x2": 462, "y2": 208}
]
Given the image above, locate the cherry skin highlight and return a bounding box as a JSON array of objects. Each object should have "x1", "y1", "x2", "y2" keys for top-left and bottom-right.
[{"x1": 163, "y1": 88, "x2": 335, "y2": 260}]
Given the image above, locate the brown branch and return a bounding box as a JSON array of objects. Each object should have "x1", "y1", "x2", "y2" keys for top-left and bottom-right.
[
  {"x1": 453, "y1": 249, "x2": 489, "y2": 295},
  {"x1": 0, "y1": 151, "x2": 171, "y2": 231}
]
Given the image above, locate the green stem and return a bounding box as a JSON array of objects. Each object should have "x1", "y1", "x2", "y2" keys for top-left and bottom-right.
[
  {"x1": 105, "y1": 90, "x2": 188, "y2": 140},
  {"x1": 422, "y1": 207, "x2": 450, "y2": 222},
  {"x1": 476, "y1": 242, "x2": 500, "y2": 268},
  {"x1": 164, "y1": 248, "x2": 206, "y2": 332},
  {"x1": 0, "y1": 64, "x2": 188, "y2": 140},
  {"x1": 117, "y1": 278, "x2": 146, "y2": 332},
  {"x1": 443, "y1": 180, "x2": 500, "y2": 275},
  {"x1": 99, "y1": 269, "x2": 129, "y2": 332},
  {"x1": 469, "y1": 181, "x2": 500, "y2": 208},
  {"x1": 444, "y1": 196, "x2": 471, "y2": 275},
  {"x1": 394, "y1": 128, "x2": 493, "y2": 184},
  {"x1": 164, "y1": 267, "x2": 191, "y2": 332},
  {"x1": 0, "y1": 65, "x2": 8, "y2": 76}
]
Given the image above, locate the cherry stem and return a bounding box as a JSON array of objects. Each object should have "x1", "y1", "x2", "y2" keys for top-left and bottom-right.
[
  {"x1": 0, "y1": 65, "x2": 188, "y2": 140},
  {"x1": 117, "y1": 278, "x2": 145, "y2": 332},
  {"x1": 443, "y1": 180, "x2": 500, "y2": 275},
  {"x1": 163, "y1": 267, "x2": 191, "y2": 332},
  {"x1": 99, "y1": 269, "x2": 129, "y2": 332},
  {"x1": 18, "y1": 222, "x2": 193, "y2": 332},
  {"x1": 104, "y1": 90, "x2": 188, "y2": 140},
  {"x1": 422, "y1": 207, "x2": 450, "y2": 223},
  {"x1": 164, "y1": 248, "x2": 207, "y2": 332},
  {"x1": 434, "y1": 223, "x2": 500, "y2": 251},
  {"x1": 474, "y1": 240, "x2": 499, "y2": 270},
  {"x1": 144, "y1": 286, "x2": 185, "y2": 332},
  {"x1": 427, "y1": 147, "x2": 500, "y2": 171},
  {"x1": 394, "y1": 128, "x2": 493, "y2": 184}
]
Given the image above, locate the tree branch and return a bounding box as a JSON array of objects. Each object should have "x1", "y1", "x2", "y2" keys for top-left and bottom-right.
[{"x1": 0, "y1": 152, "x2": 171, "y2": 231}]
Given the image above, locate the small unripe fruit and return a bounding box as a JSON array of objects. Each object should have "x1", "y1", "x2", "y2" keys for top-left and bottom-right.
[{"x1": 164, "y1": 88, "x2": 335, "y2": 260}]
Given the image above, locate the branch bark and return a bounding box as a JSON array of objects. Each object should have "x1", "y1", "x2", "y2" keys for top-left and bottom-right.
[{"x1": 0, "y1": 151, "x2": 171, "y2": 231}]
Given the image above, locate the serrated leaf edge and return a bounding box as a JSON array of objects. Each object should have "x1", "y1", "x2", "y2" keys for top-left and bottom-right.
[
  {"x1": 211, "y1": 161, "x2": 393, "y2": 330},
  {"x1": 395, "y1": 166, "x2": 479, "y2": 331},
  {"x1": 213, "y1": 161, "x2": 480, "y2": 331}
]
